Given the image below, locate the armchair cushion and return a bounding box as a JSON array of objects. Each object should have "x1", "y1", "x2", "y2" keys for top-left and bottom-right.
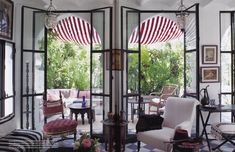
[
  {"x1": 43, "y1": 119, "x2": 77, "y2": 135},
  {"x1": 137, "y1": 127, "x2": 175, "y2": 151},
  {"x1": 163, "y1": 97, "x2": 198, "y2": 130},
  {"x1": 136, "y1": 114, "x2": 163, "y2": 132}
]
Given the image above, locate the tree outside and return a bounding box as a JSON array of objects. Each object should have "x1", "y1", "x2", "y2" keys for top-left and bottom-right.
[
  {"x1": 46, "y1": 32, "x2": 102, "y2": 90},
  {"x1": 45, "y1": 33, "x2": 184, "y2": 94},
  {"x1": 128, "y1": 42, "x2": 184, "y2": 95}
]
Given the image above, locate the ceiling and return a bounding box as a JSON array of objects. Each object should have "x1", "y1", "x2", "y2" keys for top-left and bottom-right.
[{"x1": 30, "y1": 0, "x2": 235, "y2": 10}]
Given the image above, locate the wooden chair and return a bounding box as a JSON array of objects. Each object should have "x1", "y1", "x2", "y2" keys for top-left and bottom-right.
[
  {"x1": 42, "y1": 91, "x2": 78, "y2": 144},
  {"x1": 148, "y1": 84, "x2": 178, "y2": 114}
]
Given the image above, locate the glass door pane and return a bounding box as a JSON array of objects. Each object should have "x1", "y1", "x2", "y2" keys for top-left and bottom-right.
[
  {"x1": 184, "y1": 4, "x2": 199, "y2": 99},
  {"x1": 4, "y1": 42, "x2": 14, "y2": 116},
  {"x1": 4, "y1": 42, "x2": 13, "y2": 96}
]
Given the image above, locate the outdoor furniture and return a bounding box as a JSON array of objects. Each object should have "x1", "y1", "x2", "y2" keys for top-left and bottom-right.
[
  {"x1": 136, "y1": 97, "x2": 199, "y2": 152},
  {"x1": 211, "y1": 123, "x2": 235, "y2": 151},
  {"x1": 148, "y1": 84, "x2": 178, "y2": 114},
  {"x1": 128, "y1": 97, "x2": 150, "y2": 123},
  {"x1": 42, "y1": 92, "x2": 78, "y2": 144},
  {"x1": 68, "y1": 103, "x2": 95, "y2": 124}
]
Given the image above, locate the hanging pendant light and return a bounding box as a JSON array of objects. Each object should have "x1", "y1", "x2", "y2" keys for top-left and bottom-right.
[
  {"x1": 176, "y1": 0, "x2": 189, "y2": 31},
  {"x1": 45, "y1": 0, "x2": 58, "y2": 30}
]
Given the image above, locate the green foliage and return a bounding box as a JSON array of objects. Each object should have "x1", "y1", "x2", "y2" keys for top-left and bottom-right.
[
  {"x1": 45, "y1": 32, "x2": 183, "y2": 93},
  {"x1": 46, "y1": 32, "x2": 95, "y2": 90},
  {"x1": 128, "y1": 43, "x2": 184, "y2": 95}
]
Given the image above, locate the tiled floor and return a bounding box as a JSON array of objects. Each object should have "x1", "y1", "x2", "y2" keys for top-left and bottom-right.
[
  {"x1": 42, "y1": 140, "x2": 235, "y2": 152},
  {"x1": 41, "y1": 132, "x2": 235, "y2": 152}
]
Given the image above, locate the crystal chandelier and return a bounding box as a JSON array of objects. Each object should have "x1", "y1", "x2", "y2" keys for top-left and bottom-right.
[
  {"x1": 45, "y1": 0, "x2": 58, "y2": 30},
  {"x1": 175, "y1": 0, "x2": 189, "y2": 31}
]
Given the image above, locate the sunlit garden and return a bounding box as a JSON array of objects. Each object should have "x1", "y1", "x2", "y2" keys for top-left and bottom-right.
[{"x1": 46, "y1": 32, "x2": 184, "y2": 95}]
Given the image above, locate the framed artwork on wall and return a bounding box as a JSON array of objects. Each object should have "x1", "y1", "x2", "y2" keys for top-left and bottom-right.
[
  {"x1": 202, "y1": 45, "x2": 218, "y2": 64},
  {"x1": 0, "y1": 0, "x2": 13, "y2": 40},
  {"x1": 201, "y1": 67, "x2": 220, "y2": 83}
]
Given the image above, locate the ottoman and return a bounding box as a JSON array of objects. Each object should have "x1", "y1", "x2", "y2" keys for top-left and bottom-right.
[{"x1": 211, "y1": 123, "x2": 235, "y2": 150}]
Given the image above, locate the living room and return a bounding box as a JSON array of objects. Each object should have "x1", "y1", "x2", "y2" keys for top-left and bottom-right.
[{"x1": 0, "y1": 0, "x2": 235, "y2": 151}]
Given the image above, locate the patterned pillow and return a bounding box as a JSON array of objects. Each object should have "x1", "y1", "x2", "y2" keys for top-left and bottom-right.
[
  {"x1": 47, "y1": 92, "x2": 60, "y2": 101},
  {"x1": 61, "y1": 90, "x2": 70, "y2": 98},
  {"x1": 79, "y1": 91, "x2": 87, "y2": 98},
  {"x1": 70, "y1": 89, "x2": 78, "y2": 98}
]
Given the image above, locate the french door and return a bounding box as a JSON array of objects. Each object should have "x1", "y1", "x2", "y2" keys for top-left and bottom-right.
[
  {"x1": 91, "y1": 7, "x2": 113, "y2": 138},
  {"x1": 21, "y1": 6, "x2": 46, "y2": 129},
  {"x1": 121, "y1": 5, "x2": 199, "y2": 136},
  {"x1": 121, "y1": 6, "x2": 141, "y2": 138},
  {"x1": 220, "y1": 11, "x2": 235, "y2": 122},
  {"x1": 21, "y1": 6, "x2": 114, "y2": 139}
]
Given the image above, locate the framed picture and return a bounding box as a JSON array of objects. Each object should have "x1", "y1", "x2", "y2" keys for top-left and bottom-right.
[
  {"x1": 202, "y1": 45, "x2": 218, "y2": 64},
  {"x1": 106, "y1": 49, "x2": 123, "y2": 70},
  {"x1": 201, "y1": 67, "x2": 220, "y2": 83},
  {"x1": 0, "y1": 0, "x2": 13, "y2": 40}
]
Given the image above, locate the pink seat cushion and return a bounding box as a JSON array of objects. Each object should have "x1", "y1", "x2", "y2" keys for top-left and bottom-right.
[{"x1": 43, "y1": 119, "x2": 77, "y2": 134}]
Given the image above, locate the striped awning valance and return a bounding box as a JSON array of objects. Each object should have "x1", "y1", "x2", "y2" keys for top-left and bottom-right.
[
  {"x1": 53, "y1": 16, "x2": 101, "y2": 46},
  {"x1": 129, "y1": 16, "x2": 183, "y2": 45}
]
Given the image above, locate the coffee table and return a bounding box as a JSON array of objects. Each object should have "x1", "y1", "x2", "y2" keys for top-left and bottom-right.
[{"x1": 68, "y1": 103, "x2": 94, "y2": 125}]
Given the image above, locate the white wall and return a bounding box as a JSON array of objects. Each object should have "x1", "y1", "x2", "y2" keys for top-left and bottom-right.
[
  {"x1": 0, "y1": 0, "x2": 45, "y2": 136},
  {"x1": 199, "y1": 2, "x2": 232, "y2": 125}
]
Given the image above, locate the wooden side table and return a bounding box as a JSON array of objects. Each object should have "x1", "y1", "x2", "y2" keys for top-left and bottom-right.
[
  {"x1": 103, "y1": 119, "x2": 128, "y2": 152},
  {"x1": 68, "y1": 103, "x2": 95, "y2": 124}
]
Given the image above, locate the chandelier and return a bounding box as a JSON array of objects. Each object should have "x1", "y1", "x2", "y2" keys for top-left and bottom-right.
[
  {"x1": 45, "y1": 0, "x2": 58, "y2": 30},
  {"x1": 176, "y1": 0, "x2": 189, "y2": 31}
]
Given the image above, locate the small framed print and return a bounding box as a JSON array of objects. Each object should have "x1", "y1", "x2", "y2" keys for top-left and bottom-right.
[
  {"x1": 201, "y1": 67, "x2": 220, "y2": 83},
  {"x1": 202, "y1": 45, "x2": 218, "y2": 64},
  {"x1": 0, "y1": 0, "x2": 14, "y2": 40}
]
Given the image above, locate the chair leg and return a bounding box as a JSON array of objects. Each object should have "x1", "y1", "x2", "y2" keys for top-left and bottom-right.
[
  {"x1": 74, "y1": 132, "x2": 77, "y2": 141},
  {"x1": 137, "y1": 141, "x2": 141, "y2": 152}
]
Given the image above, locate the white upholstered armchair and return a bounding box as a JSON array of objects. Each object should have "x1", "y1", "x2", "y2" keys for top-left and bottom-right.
[{"x1": 136, "y1": 97, "x2": 200, "y2": 152}]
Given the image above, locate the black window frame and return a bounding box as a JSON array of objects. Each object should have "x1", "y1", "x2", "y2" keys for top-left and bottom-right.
[{"x1": 0, "y1": 40, "x2": 15, "y2": 124}]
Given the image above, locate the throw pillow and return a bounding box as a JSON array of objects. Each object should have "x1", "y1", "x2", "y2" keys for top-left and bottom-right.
[
  {"x1": 136, "y1": 114, "x2": 163, "y2": 132},
  {"x1": 70, "y1": 89, "x2": 78, "y2": 98}
]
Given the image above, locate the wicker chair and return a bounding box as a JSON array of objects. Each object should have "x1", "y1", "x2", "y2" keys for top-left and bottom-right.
[{"x1": 148, "y1": 85, "x2": 178, "y2": 114}]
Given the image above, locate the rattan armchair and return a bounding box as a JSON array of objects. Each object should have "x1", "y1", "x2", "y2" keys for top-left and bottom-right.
[{"x1": 148, "y1": 84, "x2": 178, "y2": 114}]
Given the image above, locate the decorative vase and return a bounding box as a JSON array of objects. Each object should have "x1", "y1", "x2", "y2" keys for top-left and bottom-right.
[{"x1": 82, "y1": 96, "x2": 86, "y2": 107}]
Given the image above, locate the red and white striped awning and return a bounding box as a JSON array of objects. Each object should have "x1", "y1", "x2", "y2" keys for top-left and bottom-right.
[
  {"x1": 129, "y1": 16, "x2": 183, "y2": 45},
  {"x1": 53, "y1": 16, "x2": 101, "y2": 46}
]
